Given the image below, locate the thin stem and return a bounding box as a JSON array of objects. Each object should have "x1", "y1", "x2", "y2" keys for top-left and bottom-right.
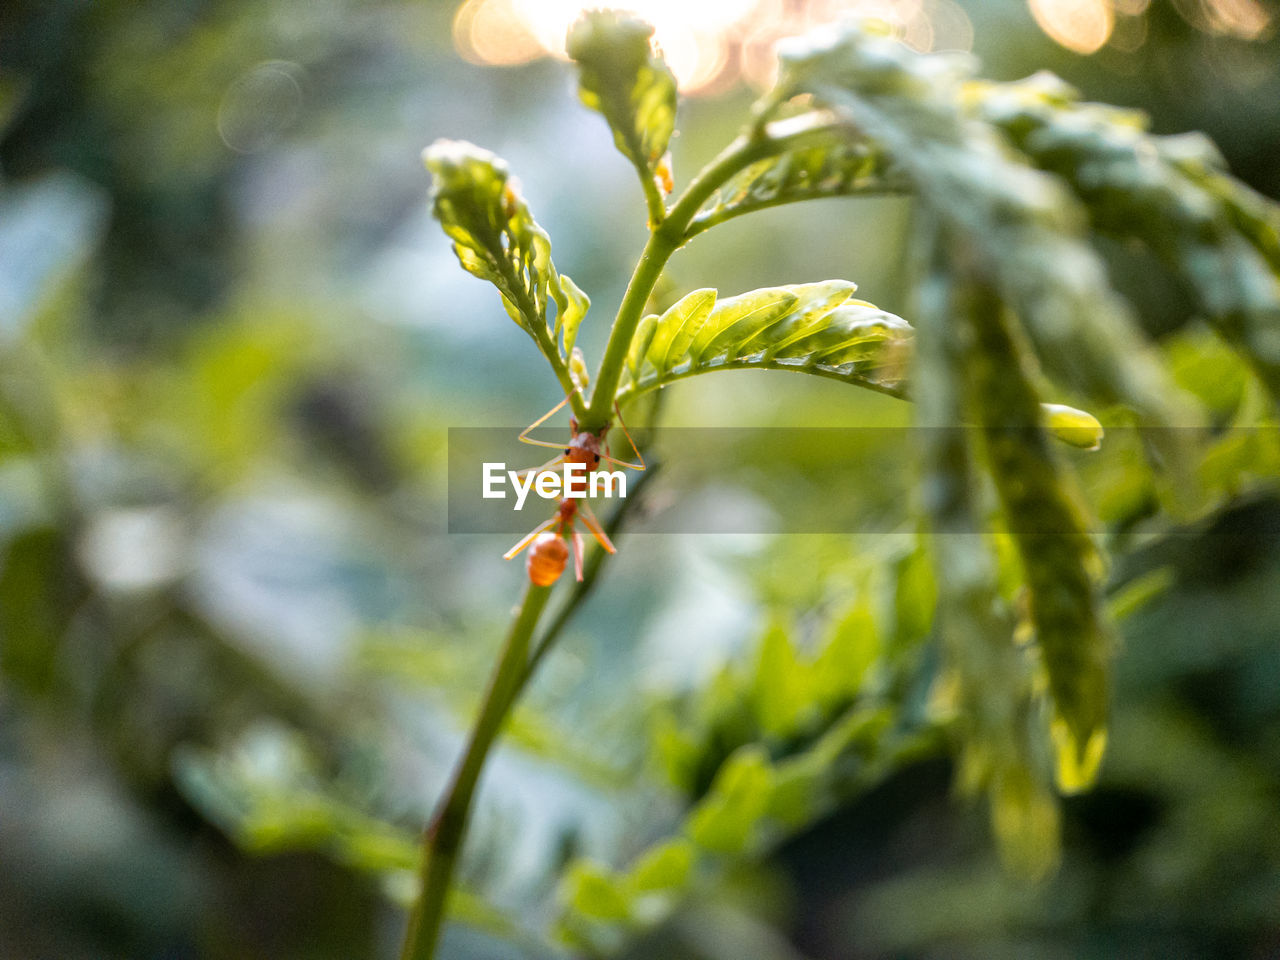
[
  {"x1": 634, "y1": 157, "x2": 667, "y2": 229},
  {"x1": 581, "y1": 119, "x2": 851, "y2": 433},
  {"x1": 399, "y1": 581, "x2": 552, "y2": 960}
]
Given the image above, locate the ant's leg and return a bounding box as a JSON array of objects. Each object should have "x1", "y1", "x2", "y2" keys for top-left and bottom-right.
[
  {"x1": 578, "y1": 499, "x2": 617, "y2": 554},
  {"x1": 503, "y1": 517, "x2": 557, "y2": 561},
  {"x1": 518, "y1": 396, "x2": 572, "y2": 451},
  {"x1": 571, "y1": 530, "x2": 585, "y2": 581},
  {"x1": 510, "y1": 454, "x2": 565, "y2": 479},
  {"x1": 599, "y1": 401, "x2": 645, "y2": 470}
]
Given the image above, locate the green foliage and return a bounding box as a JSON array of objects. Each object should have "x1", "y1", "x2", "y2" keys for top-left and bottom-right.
[
  {"x1": 9, "y1": 6, "x2": 1280, "y2": 959},
  {"x1": 764, "y1": 24, "x2": 1191, "y2": 435},
  {"x1": 558, "y1": 546, "x2": 934, "y2": 952},
  {"x1": 617, "y1": 281, "x2": 912, "y2": 402},
  {"x1": 175, "y1": 725, "x2": 419, "y2": 878},
  {"x1": 974, "y1": 73, "x2": 1280, "y2": 403},
  {"x1": 1040, "y1": 402, "x2": 1104, "y2": 451},
  {"x1": 566, "y1": 10, "x2": 677, "y2": 223},
  {"x1": 962, "y1": 285, "x2": 1110, "y2": 792},
  {"x1": 913, "y1": 259, "x2": 1060, "y2": 877}
]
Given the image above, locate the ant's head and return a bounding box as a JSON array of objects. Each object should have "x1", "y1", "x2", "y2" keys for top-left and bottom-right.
[{"x1": 564, "y1": 431, "x2": 603, "y2": 470}]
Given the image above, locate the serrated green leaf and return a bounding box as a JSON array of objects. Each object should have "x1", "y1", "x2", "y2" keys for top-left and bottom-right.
[
  {"x1": 746, "y1": 279, "x2": 857, "y2": 357},
  {"x1": 973, "y1": 72, "x2": 1280, "y2": 406},
  {"x1": 772, "y1": 301, "x2": 910, "y2": 365},
  {"x1": 914, "y1": 254, "x2": 1062, "y2": 874},
  {"x1": 618, "y1": 281, "x2": 910, "y2": 402},
  {"x1": 961, "y1": 280, "x2": 1111, "y2": 793},
  {"x1": 567, "y1": 11, "x2": 676, "y2": 216}
]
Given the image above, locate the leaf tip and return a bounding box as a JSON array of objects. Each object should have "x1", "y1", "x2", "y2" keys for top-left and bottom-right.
[{"x1": 1050, "y1": 716, "x2": 1107, "y2": 794}]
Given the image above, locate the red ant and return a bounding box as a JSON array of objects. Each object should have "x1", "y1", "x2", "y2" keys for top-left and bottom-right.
[
  {"x1": 515, "y1": 396, "x2": 645, "y2": 477},
  {"x1": 505, "y1": 497, "x2": 615, "y2": 585},
  {"x1": 504, "y1": 395, "x2": 644, "y2": 585}
]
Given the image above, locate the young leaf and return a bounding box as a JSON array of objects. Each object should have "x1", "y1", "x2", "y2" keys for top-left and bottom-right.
[
  {"x1": 627, "y1": 313, "x2": 659, "y2": 382},
  {"x1": 1042, "y1": 403, "x2": 1104, "y2": 451},
  {"x1": 423, "y1": 139, "x2": 588, "y2": 369},
  {"x1": 688, "y1": 286, "x2": 800, "y2": 364},
  {"x1": 617, "y1": 281, "x2": 912, "y2": 403},
  {"x1": 625, "y1": 839, "x2": 696, "y2": 896},
  {"x1": 645, "y1": 287, "x2": 715, "y2": 375},
  {"x1": 567, "y1": 11, "x2": 677, "y2": 223},
  {"x1": 560, "y1": 861, "x2": 631, "y2": 922},
  {"x1": 552, "y1": 272, "x2": 590, "y2": 356}
]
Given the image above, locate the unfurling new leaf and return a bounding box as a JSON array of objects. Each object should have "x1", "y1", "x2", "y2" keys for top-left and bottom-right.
[
  {"x1": 423, "y1": 139, "x2": 589, "y2": 368},
  {"x1": 567, "y1": 10, "x2": 677, "y2": 222}
]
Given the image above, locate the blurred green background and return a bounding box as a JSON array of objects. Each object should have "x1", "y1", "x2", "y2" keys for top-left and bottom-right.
[{"x1": 2, "y1": 1, "x2": 1279, "y2": 958}]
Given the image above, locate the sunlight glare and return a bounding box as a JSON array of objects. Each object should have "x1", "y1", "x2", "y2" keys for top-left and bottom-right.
[
  {"x1": 1028, "y1": 0, "x2": 1115, "y2": 54},
  {"x1": 452, "y1": 0, "x2": 974, "y2": 94}
]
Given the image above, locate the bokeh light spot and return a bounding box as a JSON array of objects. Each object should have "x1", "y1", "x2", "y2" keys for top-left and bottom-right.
[
  {"x1": 218, "y1": 61, "x2": 304, "y2": 154},
  {"x1": 1028, "y1": 0, "x2": 1115, "y2": 54},
  {"x1": 450, "y1": 0, "x2": 974, "y2": 94}
]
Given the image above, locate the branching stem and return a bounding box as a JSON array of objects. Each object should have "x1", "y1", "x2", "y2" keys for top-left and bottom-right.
[{"x1": 580, "y1": 119, "x2": 851, "y2": 433}]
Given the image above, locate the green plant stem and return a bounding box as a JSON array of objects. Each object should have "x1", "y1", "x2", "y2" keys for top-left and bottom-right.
[
  {"x1": 580, "y1": 118, "x2": 851, "y2": 433},
  {"x1": 399, "y1": 581, "x2": 552, "y2": 960},
  {"x1": 635, "y1": 158, "x2": 667, "y2": 229}
]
